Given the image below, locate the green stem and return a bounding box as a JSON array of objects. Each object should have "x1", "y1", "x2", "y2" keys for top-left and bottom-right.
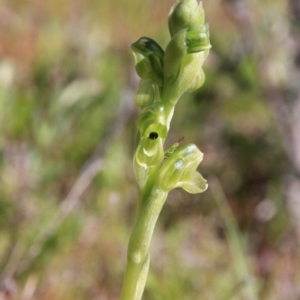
[
  {"x1": 120, "y1": 187, "x2": 168, "y2": 300},
  {"x1": 139, "y1": 165, "x2": 160, "y2": 206}
]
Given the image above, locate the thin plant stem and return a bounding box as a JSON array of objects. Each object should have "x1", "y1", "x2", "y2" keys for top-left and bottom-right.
[{"x1": 121, "y1": 188, "x2": 168, "y2": 300}]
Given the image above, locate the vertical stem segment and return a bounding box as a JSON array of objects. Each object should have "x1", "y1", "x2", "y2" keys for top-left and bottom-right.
[{"x1": 120, "y1": 188, "x2": 168, "y2": 300}]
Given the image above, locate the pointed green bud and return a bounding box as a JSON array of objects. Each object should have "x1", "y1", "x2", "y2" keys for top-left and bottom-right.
[
  {"x1": 135, "y1": 80, "x2": 155, "y2": 109},
  {"x1": 168, "y1": 0, "x2": 205, "y2": 37},
  {"x1": 157, "y1": 144, "x2": 207, "y2": 193},
  {"x1": 131, "y1": 37, "x2": 165, "y2": 86}
]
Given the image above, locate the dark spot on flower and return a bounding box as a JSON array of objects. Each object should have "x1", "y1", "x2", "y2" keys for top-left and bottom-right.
[{"x1": 149, "y1": 132, "x2": 158, "y2": 140}]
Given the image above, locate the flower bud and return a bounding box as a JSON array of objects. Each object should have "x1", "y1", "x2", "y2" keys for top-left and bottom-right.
[
  {"x1": 162, "y1": 0, "x2": 211, "y2": 104},
  {"x1": 168, "y1": 0, "x2": 205, "y2": 37}
]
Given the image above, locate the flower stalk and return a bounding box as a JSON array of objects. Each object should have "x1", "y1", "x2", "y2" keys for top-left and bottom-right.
[{"x1": 121, "y1": 1, "x2": 211, "y2": 299}]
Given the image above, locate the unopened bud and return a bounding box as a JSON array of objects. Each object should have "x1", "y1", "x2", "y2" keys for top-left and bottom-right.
[{"x1": 168, "y1": 0, "x2": 205, "y2": 37}]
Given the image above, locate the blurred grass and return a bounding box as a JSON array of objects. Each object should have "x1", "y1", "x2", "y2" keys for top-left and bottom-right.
[{"x1": 0, "y1": 0, "x2": 299, "y2": 299}]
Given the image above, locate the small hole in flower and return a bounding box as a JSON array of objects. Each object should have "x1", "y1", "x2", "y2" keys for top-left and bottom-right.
[{"x1": 149, "y1": 132, "x2": 158, "y2": 140}]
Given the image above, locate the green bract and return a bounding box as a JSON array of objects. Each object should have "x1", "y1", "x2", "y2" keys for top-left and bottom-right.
[
  {"x1": 121, "y1": 1, "x2": 210, "y2": 299},
  {"x1": 163, "y1": 29, "x2": 209, "y2": 104},
  {"x1": 134, "y1": 103, "x2": 168, "y2": 192},
  {"x1": 162, "y1": 0, "x2": 211, "y2": 105}
]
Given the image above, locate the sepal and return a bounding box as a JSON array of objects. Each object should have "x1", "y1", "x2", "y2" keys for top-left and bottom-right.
[
  {"x1": 135, "y1": 80, "x2": 155, "y2": 109},
  {"x1": 176, "y1": 170, "x2": 207, "y2": 193},
  {"x1": 131, "y1": 37, "x2": 165, "y2": 86},
  {"x1": 163, "y1": 29, "x2": 189, "y2": 83}
]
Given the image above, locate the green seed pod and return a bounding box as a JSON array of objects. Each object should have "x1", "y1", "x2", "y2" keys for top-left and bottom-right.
[{"x1": 131, "y1": 37, "x2": 165, "y2": 86}]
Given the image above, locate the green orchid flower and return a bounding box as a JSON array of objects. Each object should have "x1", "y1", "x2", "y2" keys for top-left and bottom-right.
[
  {"x1": 121, "y1": 1, "x2": 210, "y2": 299},
  {"x1": 162, "y1": 0, "x2": 211, "y2": 106},
  {"x1": 131, "y1": 37, "x2": 165, "y2": 87},
  {"x1": 158, "y1": 144, "x2": 207, "y2": 193},
  {"x1": 134, "y1": 102, "x2": 168, "y2": 195}
]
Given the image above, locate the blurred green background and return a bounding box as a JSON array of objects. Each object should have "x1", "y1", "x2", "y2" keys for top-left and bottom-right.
[{"x1": 0, "y1": 0, "x2": 299, "y2": 299}]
